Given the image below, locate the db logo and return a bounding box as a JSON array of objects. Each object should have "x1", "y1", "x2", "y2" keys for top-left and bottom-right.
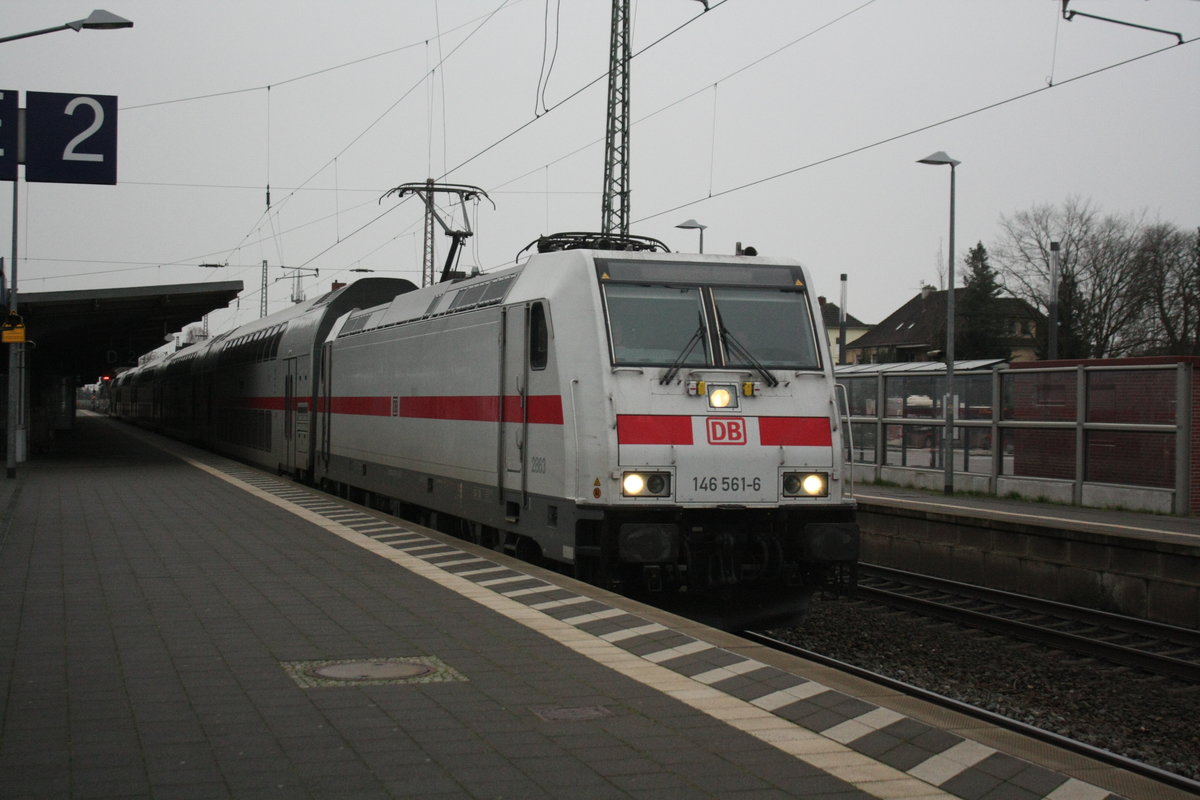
[{"x1": 706, "y1": 417, "x2": 747, "y2": 445}]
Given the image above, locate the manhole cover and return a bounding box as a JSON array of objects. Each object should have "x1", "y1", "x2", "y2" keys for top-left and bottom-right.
[
  {"x1": 281, "y1": 656, "x2": 467, "y2": 688},
  {"x1": 312, "y1": 661, "x2": 434, "y2": 681}
]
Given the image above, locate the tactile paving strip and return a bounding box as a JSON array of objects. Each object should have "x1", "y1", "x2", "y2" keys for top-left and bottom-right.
[{"x1": 219, "y1": 467, "x2": 1126, "y2": 800}]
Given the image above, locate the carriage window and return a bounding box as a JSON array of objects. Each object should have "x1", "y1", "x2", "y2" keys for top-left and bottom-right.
[
  {"x1": 604, "y1": 284, "x2": 708, "y2": 366},
  {"x1": 712, "y1": 287, "x2": 820, "y2": 369},
  {"x1": 530, "y1": 303, "x2": 548, "y2": 370}
]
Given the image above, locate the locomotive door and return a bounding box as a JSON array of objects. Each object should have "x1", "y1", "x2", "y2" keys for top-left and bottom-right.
[
  {"x1": 499, "y1": 307, "x2": 527, "y2": 505},
  {"x1": 498, "y1": 302, "x2": 552, "y2": 516}
]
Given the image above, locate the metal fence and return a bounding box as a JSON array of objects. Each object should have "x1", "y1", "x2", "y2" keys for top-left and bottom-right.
[{"x1": 836, "y1": 360, "x2": 1194, "y2": 515}]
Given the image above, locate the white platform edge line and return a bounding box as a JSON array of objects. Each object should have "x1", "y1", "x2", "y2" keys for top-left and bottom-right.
[
  {"x1": 156, "y1": 442, "x2": 1118, "y2": 800},
  {"x1": 173, "y1": 454, "x2": 953, "y2": 800}
]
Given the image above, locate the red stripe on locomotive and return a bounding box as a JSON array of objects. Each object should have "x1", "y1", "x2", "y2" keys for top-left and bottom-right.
[
  {"x1": 617, "y1": 414, "x2": 832, "y2": 446},
  {"x1": 616, "y1": 415, "x2": 695, "y2": 445},
  {"x1": 758, "y1": 416, "x2": 832, "y2": 446}
]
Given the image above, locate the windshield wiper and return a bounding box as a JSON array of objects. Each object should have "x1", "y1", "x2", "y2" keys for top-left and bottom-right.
[
  {"x1": 721, "y1": 327, "x2": 779, "y2": 387},
  {"x1": 659, "y1": 325, "x2": 705, "y2": 385}
]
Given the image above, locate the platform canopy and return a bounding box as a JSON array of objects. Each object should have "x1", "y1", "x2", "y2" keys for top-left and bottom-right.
[{"x1": 7, "y1": 281, "x2": 243, "y2": 383}]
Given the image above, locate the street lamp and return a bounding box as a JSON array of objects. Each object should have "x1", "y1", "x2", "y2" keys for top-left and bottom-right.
[
  {"x1": 675, "y1": 218, "x2": 707, "y2": 254},
  {"x1": 3, "y1": 9, "x2": 132, "y2": 479},
  {"x1": 0, "y1": 10, "x2": 134, "y2": 44},
  {"x1": 917, "y1": 150, "x2": 959, "y2": 496}
]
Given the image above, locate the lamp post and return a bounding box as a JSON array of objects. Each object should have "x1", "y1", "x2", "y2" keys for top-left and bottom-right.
[
  {"x1": 1048, "y1": 241, "x2": 1060, "y2": 360},
  {"x1": 0, "y1": 10, "x2": 133, "y2": 44},
  {"x1": 917, "y1": 150, "x2": 959, "y2": 496},
  {"x1": 3, "y1": 10, "x2": 132, "y2": 478},
  {"x1": 675, "y1": 218, "x2": 706, "y2": 254}
]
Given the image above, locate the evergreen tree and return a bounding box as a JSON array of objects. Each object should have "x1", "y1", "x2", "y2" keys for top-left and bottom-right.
[
  {"x1": 1051, "y1": 272, "x2": 1088, "y2": 359},
  {"x1": 956, "y1": 242, "x2": 1009, "y2": 359}
]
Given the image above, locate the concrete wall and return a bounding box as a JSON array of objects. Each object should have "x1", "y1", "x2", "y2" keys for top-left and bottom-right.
[
  {"x1": 851, "y1": 465, "x2": 1177, "y2": 515},
  {"x1": 857, "y1": 502, "x2": 1199, "y2": 629}
]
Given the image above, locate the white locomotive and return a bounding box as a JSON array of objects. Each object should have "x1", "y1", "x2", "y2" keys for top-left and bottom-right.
[{"x1": 114, "y1": 237, "x2": 858, "y2": 601}]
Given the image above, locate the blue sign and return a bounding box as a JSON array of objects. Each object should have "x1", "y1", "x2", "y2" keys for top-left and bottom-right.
[
  {"x1": 0, "y1": 90, "x2": 16, "y2": 181},
  {"x1": 24, "y1": 91, "x2": 117, "y2": 185}
]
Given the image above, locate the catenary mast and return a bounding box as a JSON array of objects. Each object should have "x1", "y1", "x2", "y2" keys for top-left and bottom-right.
[{"x1": 600, "y1": 0, "x2": 632, "y2": 238}]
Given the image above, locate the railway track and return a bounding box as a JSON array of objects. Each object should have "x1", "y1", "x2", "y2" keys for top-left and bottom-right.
[
  {"x1": 741, "y1": 629, "x2": 1200, "y2": 796},
  {"x1": 853, "y1": 563, "x2": 1200, "y2": 683}
]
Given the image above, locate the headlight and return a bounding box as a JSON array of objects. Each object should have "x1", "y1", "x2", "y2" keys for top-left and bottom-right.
[
  {"x1": 688, "y1": 381, "x2": 756, "y2": 404},
  {"x1": 622, "y1": 471, "x2": 672, "y2": 497},
  {"x1": 782, "y1": 471, "x2": 829, "y2": 497},
  {"x1": 705, "y1": 383, "x2": 738, "y2": 411}
]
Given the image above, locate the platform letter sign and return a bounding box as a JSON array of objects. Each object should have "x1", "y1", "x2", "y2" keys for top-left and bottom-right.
[
  {"x1": 0, "y1": 91, "x2": 16, "y2": 181},
  {"x1": 24, "y1": 91, "x2": 117, "y2": 185}
]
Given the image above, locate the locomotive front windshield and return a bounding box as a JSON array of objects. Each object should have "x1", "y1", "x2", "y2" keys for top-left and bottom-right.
[
  {"x1": 711, "y1": 287, "x2": 818, "y2": 368},
  {"x1": 604, "y1": 285, "x2": 710, "y2": 366},
  {"x1": 599, "y1": 260, "x2": 821, "y2": 370}
]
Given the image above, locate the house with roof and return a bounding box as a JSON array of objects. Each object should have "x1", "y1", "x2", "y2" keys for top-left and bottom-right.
[
  {"x1": 816, "y1": 296, "x2": 872, "y2": 365},
  {"x1": 844, "y1": 286, "x2": 1042, "y2": 364}
]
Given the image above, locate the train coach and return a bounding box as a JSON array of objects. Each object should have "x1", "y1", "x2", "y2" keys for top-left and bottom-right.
[
  {"x1": 115, "y1": 236, "x2": 859, "y2": 603},
  {"x1": 112, "y1": 277, "x2": 418, "y2": 472}
]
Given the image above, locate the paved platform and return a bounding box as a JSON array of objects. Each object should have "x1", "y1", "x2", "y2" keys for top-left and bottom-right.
[
  {"x1": 0, "y1": 415, "x2": 1188, "y2": 799},
  {"x1": 853, "y1": 484, "x2": 1200, "y2": 545}
]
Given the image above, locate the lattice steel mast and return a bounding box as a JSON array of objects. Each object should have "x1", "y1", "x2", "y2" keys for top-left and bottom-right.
[
  {"x1": 600, "y1": 0, "x2": 632, "y2": 238},
  {"x1": 422, "y1": 181, "x2": 437, "y2": 288}
]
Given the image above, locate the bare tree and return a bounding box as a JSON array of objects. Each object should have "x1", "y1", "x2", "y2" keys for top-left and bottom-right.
[
  {"x1": 1134, "y1": 224, "x2": 1200, "y2": 356},
  {"x1": 991, "y1": 197, "x2": 1146, "y2": 358}
]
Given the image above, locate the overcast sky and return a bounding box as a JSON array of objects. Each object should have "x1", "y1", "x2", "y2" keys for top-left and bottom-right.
[{"x1": 2, "y1": 0, "x2": 1197, "y2": 337}]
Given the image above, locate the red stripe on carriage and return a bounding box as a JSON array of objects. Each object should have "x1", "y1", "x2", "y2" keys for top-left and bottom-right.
[
  {"x1": 401, "y1": 395, "x2": 497, "y2": 420},
  {"x1": 758, "y1": 416, "x2": 832, "y2": 446},
  {"x1": 327, "y1": 395, "x2": 564, "y2": 424},
  {"x1": 329, "y1": 396, "x2": 393, "y2": 416},
  {"x1": 616, "y1": 415, "x2": 695, "y2": 445}
]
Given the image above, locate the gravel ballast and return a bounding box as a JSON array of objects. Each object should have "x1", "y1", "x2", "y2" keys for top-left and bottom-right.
[{"x1": 771, "y1": 595, "x2": 1200, "y2": 783}]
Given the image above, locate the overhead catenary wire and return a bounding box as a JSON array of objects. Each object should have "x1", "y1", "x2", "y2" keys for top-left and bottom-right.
[
  {"x1": 2, "y1": 0, "x2": 1024, "y2": 285},
  {"x1": 111, "y1": 1, "x2": 517, "y2": 291},
  {"x1": 708, "y1": 83, "x2": 718, "y2": 198},
  {"x1": 435, "y1": 0, "x2": 734, "y2": 185},
  {"x1": 534, "y1": 0, "x2": 562, "y2": 116},
  {"x1": 1048, "y1": 0, "x2": 1064, "y2": 85},
  {"x1": 237, "y1": 0, "x2": 730, "y2": 276},
  {"x1": 219, "y1": 0, "x2": 516, "y2": 273},
  {"x1": 29, "y1": 0, "x2": 722, "y2": 293},
  {"x1": 118, "y1": 3, "x2": 526, "y2": 112},
  {"x1": 633, "y1": 34, "x2": 1200, "y2": 226},
  {"x1": 10, "y1": 188, "x2": 400, "y2": 289},
  {"x1": 488, "y1": 0, "x2": 877, "y2": 195},
  {"x1": 25, "y1": 2, "x2": 1196, "y2": 303},
  {"x1": 265, "y1": 86, "x2": 271, "y2": 210},
  {"x1": 435, "y1": 1, "x2": 450, "y2": 182}
]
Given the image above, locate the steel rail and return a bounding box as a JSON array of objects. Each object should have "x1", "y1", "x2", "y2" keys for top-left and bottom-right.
[{"x1": 856, "y1": 564, "x2": 1200, "y2": 683}]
